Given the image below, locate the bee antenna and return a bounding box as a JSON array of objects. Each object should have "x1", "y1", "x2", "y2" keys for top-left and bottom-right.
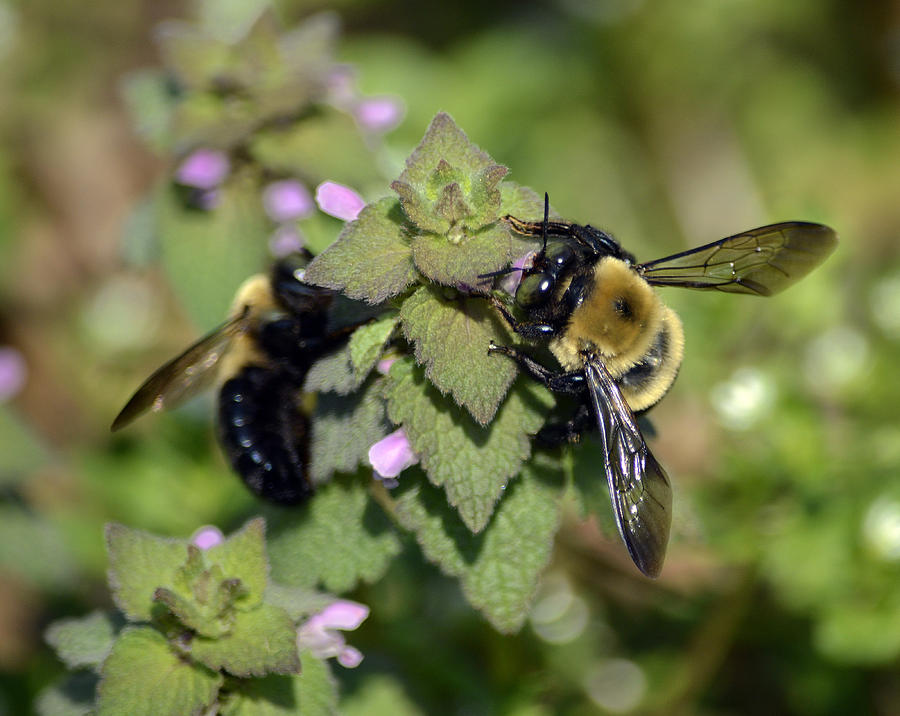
[
  {"x1": 477, "y1": 266, "x2": 523, "y2": 280},
  {"x1": 541, "y1": 192, "x2": 549, "y2": 256}
]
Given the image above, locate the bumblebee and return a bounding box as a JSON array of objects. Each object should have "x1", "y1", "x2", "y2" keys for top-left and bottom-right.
[
  {"x1": 487, "y1": 196, "x2": 837, "y2": 577},
  {"x1": 111, "y1": 257, "x2": 352, "y2": 504}
]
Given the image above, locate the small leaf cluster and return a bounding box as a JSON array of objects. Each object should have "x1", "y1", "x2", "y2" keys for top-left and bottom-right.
[
  {"x1": 40, "y1": 520, "x2": 339, "y2": 716},
  {"x1": 298, "y1": 113, "x2": 567, "y2": 631}
]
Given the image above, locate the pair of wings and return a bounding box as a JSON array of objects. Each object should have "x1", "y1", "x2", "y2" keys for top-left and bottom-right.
[{"x1": 579, "y1": 221, "x2": 837, "y2": 577}]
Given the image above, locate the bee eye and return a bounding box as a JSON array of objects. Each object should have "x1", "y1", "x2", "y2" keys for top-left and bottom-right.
[
  {"x1": 546, "y1": 244, "x2": 576, "y2": 274},
  {"x1": 516, "y1": 272, "x2": 554, "y2": 309}
]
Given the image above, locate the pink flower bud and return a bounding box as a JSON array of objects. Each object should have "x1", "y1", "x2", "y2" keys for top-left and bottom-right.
[
  {"x1": 0, "y1": 347, "x2": 26, "y2": 402},
  {"x1": 368, "y1": 428, "x2": 418, "y2": 481},
  {"x1": 262, "y1": 180, "x2": 314, "y2": 222},
  {"x1": 190, "y1": 525, "x2": 224, "y2": 550},
  {"x1": 315, "y1": 181, "x2": 365, "y2": 222},
  {"x1": 355, "y1": 96, "x2": 404, "y2": 133},
  {"x1": 297, "y1": 599, "x2": 369, "y2": 669},
  {"x1": 175, "y1": 149, "x2": 229, "y2": 190}
]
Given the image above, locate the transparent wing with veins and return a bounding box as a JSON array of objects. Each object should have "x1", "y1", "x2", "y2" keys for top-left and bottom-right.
[
  {"x1": 111, "y1": 311, "x2": 250, "y2": 431},
  {"x1": 637, "y1": 221, "x2": 837, "y2": 296},
  {"x1": 583, "y1": 355, "x2": 672, "y2": 577}
]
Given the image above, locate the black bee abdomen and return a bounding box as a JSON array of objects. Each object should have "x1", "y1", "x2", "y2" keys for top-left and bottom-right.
[{"x1": 218, "y1": 365, "x2": 313, "y2": 504}]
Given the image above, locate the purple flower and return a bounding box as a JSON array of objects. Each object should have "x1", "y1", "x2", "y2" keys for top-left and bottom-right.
[
  {"x1": 501, "y1": 251, "x2": 536, "y2": 295},
  {"x1": 355, "y1": 96, "x2": 404, "y2": 133},
  {"x1": 190, "y1": 525, "x2": 224, "y2": 550},
  {"x1": 297, "y1": 600, "x2": 369, "y2": 668},
  {"x1": 262, "y1": 180, "x2": 314, "y2": 222},
  {"x1": 0, "y1": 347, "x2": 26, "y2": 402},
  {"x1": 315, "y1": 181, "x2": 365, "y2": 222},
  {"x1": 268, "y1": 225, "x2": 306, "y2": 258},
  {"x1": 368, "y1": 428, "x2": 418, "y2": 487},
  {"x1": 175, "y1": 149, "x2": 230, "y2": 190},
  {"x1": 376, "y1": 357, "x2": 397, "y2": 375}
]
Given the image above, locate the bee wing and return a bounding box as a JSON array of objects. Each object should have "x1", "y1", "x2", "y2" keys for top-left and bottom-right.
[
  {"x1": 111, "y1": 312, "x2": 249, "y2": 431},
  {"x1": 583, "y1": 355, "x2": 672, "y2": 577},
  {"x1": 637, "y1": 222, "x2": 837, "y2": 296}
]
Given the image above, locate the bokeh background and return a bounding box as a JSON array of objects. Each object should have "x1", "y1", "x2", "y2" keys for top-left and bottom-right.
[{"x1": 2, "y1": 0, "x2": 900, "y2": 713}]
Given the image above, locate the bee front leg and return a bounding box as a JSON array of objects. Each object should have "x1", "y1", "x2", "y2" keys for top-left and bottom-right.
[
  {"x1": 489, "y1": 295, "x2": 557, "y2": 342},
  {"x1": 487, "y1": 342, "x2": 585, "y2": 395}
]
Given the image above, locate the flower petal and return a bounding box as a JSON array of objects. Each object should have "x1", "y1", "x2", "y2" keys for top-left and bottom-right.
[
  {"x1": 191, "y1": 525, "x2": 224, "y2": 550},
  {"x1": 368, "y1": 428, "x2": 418, "y2": 479},
  {"x1": 175, "y1": 149, "x2": 229, "y2": 189},
  {"x1": 262, "y1": 180, "x2": 314, "y2": 222},
  {"x1": 315, "y1": 181, "x2": 366, "y2": 221},
  {"x1": 0, "y1": 347, "x2": 26, "y2": 402}
]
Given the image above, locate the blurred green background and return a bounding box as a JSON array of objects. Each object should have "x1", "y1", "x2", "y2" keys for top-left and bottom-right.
[{"x1": 2, "y1": 0, "x2": 900, "y2": 713}]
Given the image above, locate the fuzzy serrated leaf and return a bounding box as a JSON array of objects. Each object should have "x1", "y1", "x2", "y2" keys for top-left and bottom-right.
[
  {"x1": 155, "y1": 585, "x2": 225, "y2": 637},
  {"x1": 45, "y1": 611, "x2": 122, "y2": 671},
  {"x1": 304, "y1": 344, "x2": 357, "y2": 395},
  {"x1": 205, "y1": 517, "x2": 268, "y2": 610},
  {"x1": 219, "y1": 659, "x2": 338, "y2": 716},
  {"x1": 385, "y1": 359, "x2": 554, "y2": 532},
  {"x1": 96, "y1": 627, "x2": 222, "y2": 716},
  {"x1": 434, "y1": 182, "x2": 470, "y2": 225},
  {"x1": 191, "y1": 603, "x2": 300, "y2": 677},
  {"x1": 499, "y1": 182, "x2": 546, "y2": 219},
  {"x1": 35, "y1": 672, "x2": 97, "y2": 716},
  {"x1": 411, "y1": 223, "x2": 512, "y2": 289},
  {"x1": 399, "y1": 286, "x2": 517, "y2": 423},
  {"x1": 397, "y1": 113, "x2": 494, "y2": 189},
  {"x1": 267, "y1": 476, "x2": 401, "y2": 592},
  {"x1": 348, "y1": 314, "x2": 398, "y2": 381},
  {"x1": 309, "y1": 379, "x2": 391, "y2": 484},
  {"x1": 304, "y1": 198, "x2": 416, "y2": 304},
  {"x1": 467, "y1": 165, "x2": 508, "y2": 228},
  {"x1": 390, "y1": 180, "x2": 448, "y2": 234},
  {"x1": 264, "y1": 584, "x2": 336, "y2": 622},
  {"x1": 393, "y1": 455, "x2": 564, "y2": 633},
  {"x1": 105, "y1": 524, "x2": 190, "y2": 622}
]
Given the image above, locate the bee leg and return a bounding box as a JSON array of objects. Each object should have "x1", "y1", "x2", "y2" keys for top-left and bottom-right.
[
  {"x1": 487, "y1": 342, "x2": 585, "y2": 394},
  {"x1": 536, "y1": 404, "x2": 594, "y2": 446},
  {"x1": 489, "y1": 296, "x2": 557, "y2": 341}
]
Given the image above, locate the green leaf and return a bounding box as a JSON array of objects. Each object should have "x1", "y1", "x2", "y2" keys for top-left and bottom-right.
[
  {"x1": 399, "y1": 286, "x2": 517, "y2": 425},
  {"x1": 385, "y1": 359, "x2": 553, "y2": 532},
  {"x1": 411, "y1": 223, "x2": 511, "y2": 288},
  {"x1": 303, "y1": 198, "x2": 417, "y2": 304},
  {"x1": 96, "y1": 626, "x2": 222, "y2": 716},
  {"x1": 0, "y1": 406, "x2": 51, "y2": 486},
  {"x1": 204, "y1": 517, "x2": 268, "y2": 610},
  {"x1": 197, "y1": 0, "x2": 270, "y2": 42},
  {"x1": 390, "y1": 180, "x2": 447, "y2": 234},
  {"x1": 35, "y1": 672, "x2": 97, "y2": 716},
  {"x1": 309, "y1": 379, "x2": 391, "y2": 484},
  {"x1": 393, "y1": 455, "x2": 564, "y2": 633},
  {"x1": 267, "y1": 476, "x2": 401, "y2": 592},
  {"x1": 45, "y1": 611, "x2": 122, "y2": 671},
  {"x1": 105, "y1": 523, "x2": 189, "y2": 622},
  {"x1": 342, "y1": 675, "x2": 424, "y2": 716},
  {"x1": 348, "y1": 314, "x2": 399, "y2": 381},
  {"x1": 0, "y1": 505, "x2": 76, "y2": 588},
  {"x1": 397, "y1": 113, "x2": 495, "y2": 192},
  {"x1": 220, "y1": 657, "x2": 337, "y2": 716},
  {"x1": 119, "y1": 70, "x2": 175, "y2": 153},
  {"x1": 191, "y1": 603, "x2": 300, "y2": 677},
  {"x1": 249, "y1": 111, "x2": 381, "y2": 190},
  {"x1": 158, "y1": 178, "x2": 270, "y2": 329},
  {"x1": 264, "y1": 583, "x2": 336, "y2": 622},
  {"x1": 498, "y1": 182, "x2": 546, "y2": 220},
  {"x1": 303, "y1": 343, "x2": 357, "y2": 396}
]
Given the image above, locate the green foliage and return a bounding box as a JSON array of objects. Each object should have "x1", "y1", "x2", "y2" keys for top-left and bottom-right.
[
  {"x1": 44, "y1": 520, "x2": 352, "y2": 714},
  {"x1": 392, "y1": 454, "x2": 564, "y2": 633},
  {"x1": 267, "y1": 476, "x2": 402, "y2": 592}
]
